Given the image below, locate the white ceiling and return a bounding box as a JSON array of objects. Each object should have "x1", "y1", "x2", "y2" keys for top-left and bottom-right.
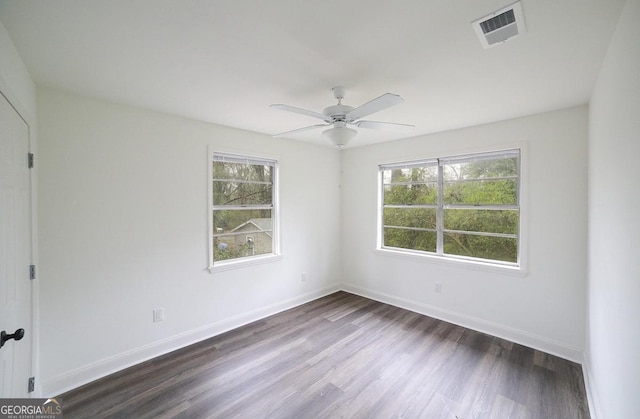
[{"x1": 0, "y1": 0, "x2": 626, "y2": 148}]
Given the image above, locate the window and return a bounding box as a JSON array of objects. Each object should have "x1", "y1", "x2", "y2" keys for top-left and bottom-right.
[
  {"x1": 379, "y1": 149, "x2": 520, "y2": 266},
  {"x1": 209, "y1": 152, "x2": 278, "y2": 269}
]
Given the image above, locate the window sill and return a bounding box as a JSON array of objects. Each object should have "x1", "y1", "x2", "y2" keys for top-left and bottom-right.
[
  {"x1": 208, "y1": 254, "x2": 283, "y2": 273},
  {"x1": 376, "y1": 248, "x2": 527, "y2": 277}
]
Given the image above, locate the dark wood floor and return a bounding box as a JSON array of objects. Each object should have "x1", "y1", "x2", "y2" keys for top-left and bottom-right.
[{"x1": 58, "y1": 292, "x2": 590, "y2": 418}]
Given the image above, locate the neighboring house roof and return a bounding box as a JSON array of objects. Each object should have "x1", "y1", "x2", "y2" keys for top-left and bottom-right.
[{"x1": 231, "y1": 218, "x2": 273, "y2": 236}]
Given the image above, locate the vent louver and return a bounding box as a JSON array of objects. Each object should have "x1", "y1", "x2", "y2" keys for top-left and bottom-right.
[
  {"x1": 472, "y1": 1, "x2": 526, "y2": 49},
  {"x1": 479, "y1": 9, "x2": 515, "y2": 34}
]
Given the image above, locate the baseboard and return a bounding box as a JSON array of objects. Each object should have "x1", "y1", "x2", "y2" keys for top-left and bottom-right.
[
  {"x1": 341, "y1": 283, "x2": 583, "y2": 363},
  {"x1": 582, "y1": 352, "x2": 601, "y2": 419},
  {"x1": 42, "y1": 283, "x2": 341, "y2": 396}
]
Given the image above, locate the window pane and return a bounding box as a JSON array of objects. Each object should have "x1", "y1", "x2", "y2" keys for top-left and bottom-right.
[
  {"x1": 213, "y1": 209, "x2": 272, "y2": 234},
  {"x1": 213, "y1": 181, "x2": 272, "y2": 206},
  {"x1": 214, "y1": 234, "x2": 273, "y2": 261},
  {"x1": 444, "y1": 232, "x2": 517, "y2": 263},
  {"x1": 383, "y1": 166, "x2": 438, "y2": 184},
  {"x1": 444, "y1": 209, "x2": 519, "y2": 234},
  {"x1": 384, "y1": 228, "x2": 436, "y2": 252},
  {"x1": 383, "y1": 183, "x2": 438, "y2": 205},
  {"x1": 384, "y1": 207, "x2": 436, "y2": 229},
  {"x1": 443, "y1": 179, "x2": 517, "y2": 205},
  {"x1": 442, "y1": 157, "x2": 517, "y2": 181},
  {"x1": 213, "y1": 161, "x2": 273, "y2": 182},
  {"x1": 213, "y1": 209, "x2": 273, "y2": 261}
]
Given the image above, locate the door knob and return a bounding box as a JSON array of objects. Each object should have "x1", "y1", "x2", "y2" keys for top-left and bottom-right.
[{"x1": 0, "y1": 328, "x2": 25, "y2": 348}]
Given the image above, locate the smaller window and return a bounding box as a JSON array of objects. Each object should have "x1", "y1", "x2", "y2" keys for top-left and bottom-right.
[{"x1": 209, "y1": 152, "x2": 279, "y2": 269}]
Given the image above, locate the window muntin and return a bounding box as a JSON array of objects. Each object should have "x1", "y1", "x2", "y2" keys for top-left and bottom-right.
[
  {"x1": 211, "y1": 153, "x2": 278, "y2": 266},
  {"x1": 380, "y1": 150, "x2": 520, "y2": 266}
]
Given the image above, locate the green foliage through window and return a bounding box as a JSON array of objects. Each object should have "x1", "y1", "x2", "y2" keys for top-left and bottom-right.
[{"x1": 380, "y1": 150, "x2": 520, "y2": 265}]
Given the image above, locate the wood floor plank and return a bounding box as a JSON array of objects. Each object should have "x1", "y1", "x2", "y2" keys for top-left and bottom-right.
[{"x1": 58, "y1": 292, "x2": 590, "y2": 418}]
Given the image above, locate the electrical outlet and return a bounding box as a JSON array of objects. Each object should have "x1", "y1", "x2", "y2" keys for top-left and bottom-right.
[
  {"x1": 435, "y1": 282, "x2": 442, "y2": 293},
  {"x1": 301, "y1": 272, "x2": 307, "y2": 282},
  {"x1": 153, "y1": 308, "x2": 164, "y2": 322}
]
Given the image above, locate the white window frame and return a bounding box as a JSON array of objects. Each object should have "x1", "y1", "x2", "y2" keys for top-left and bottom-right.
[
  {"x1": 378, "y1": 149, "x2": 522, "y2": 269},
  {"x1": 207, "y1": 148, "x2": 281, "y2": 272}
]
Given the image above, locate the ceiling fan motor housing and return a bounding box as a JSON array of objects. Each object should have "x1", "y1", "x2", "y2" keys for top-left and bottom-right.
[{"x1": 323, "y1": 104, "x2": 354, "y2": 122}]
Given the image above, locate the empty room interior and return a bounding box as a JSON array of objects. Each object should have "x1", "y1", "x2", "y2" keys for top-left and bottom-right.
[{"x1": 0, "y1": 0, "x2": 638, "y2": 418}]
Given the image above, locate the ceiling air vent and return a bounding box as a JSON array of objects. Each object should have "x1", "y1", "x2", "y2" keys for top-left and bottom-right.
[{"x1": 472, "y1": 1, "x2": 526, "y2": 49}]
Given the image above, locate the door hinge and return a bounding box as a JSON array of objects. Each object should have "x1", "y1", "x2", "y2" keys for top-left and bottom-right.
[
  {"x1": 28, "y1": 152, "x2": 34, "y2": 169},
  {"x1": 28, "y1": 377, "x2": 35, "y2": 393},
  {"x1": 29, "y1": 264, "x2": 36, "y2": 280}
]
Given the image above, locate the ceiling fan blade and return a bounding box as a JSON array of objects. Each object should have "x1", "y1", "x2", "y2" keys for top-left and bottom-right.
[
  {"x1": 355, "y1": 120, "x2": 415, "y2": 132},
  {"x1": 270, "y1": 104, "x2": 332, "y2": 122},
  {"x1": 346, "y1": 93, "x2": 404, "y2": 122},
  {"x1": 273, "y1": 124, "x2": 330, "y2": 137}
]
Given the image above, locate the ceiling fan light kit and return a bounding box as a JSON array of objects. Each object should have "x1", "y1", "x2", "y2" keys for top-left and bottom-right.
[
  {"x1": 271, "y1": 86, "x2": 414, "y2": 149},
  {"x1": 322, "y1": 122, "x2": 357, "y2": 150}
]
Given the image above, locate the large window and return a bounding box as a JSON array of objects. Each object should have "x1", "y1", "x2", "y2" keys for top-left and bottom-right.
[
  {"x1": 209, "y1": 152, "x2": 278, "y2": 269},
  {"x1": 380, "y1": 149, "x2": 520, "y2": 266}
]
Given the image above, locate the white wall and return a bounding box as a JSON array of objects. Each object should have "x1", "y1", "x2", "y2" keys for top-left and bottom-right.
[
  {"x1": 36, "y1": 88, "x2": 342, "y2": 395},
  {"x1": 0, "y1": 21, "x2": 36, "y2": 121},
  {"x1": 341, "y1": 106, "x2": 588, "y2": 361},
  {"x1": 586, "y1": 0, "x2": 640, "y2": 417}
]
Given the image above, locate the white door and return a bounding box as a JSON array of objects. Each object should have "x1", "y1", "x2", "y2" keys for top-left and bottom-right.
[{"x1": 0, "y1": 91, "x2": 32, "y2": 397}]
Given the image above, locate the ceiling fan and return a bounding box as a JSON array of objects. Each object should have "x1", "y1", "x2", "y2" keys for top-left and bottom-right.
[{"x1": 270, "y1": 86, "x2": 414, "y2": 149}]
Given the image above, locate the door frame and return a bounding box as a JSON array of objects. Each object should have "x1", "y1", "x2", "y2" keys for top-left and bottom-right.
[{"x1": 0, "y1": 80, "x2": 39, "y2": 397}]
